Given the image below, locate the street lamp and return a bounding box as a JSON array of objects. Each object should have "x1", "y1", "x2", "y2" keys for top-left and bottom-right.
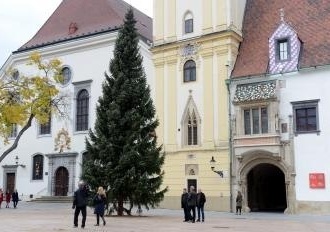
[
  {"x1": 210, "y1": 156, "x2": 223, "y2": 178},
  {"x1": 15, "y1": 155, "x2": 26, "y2": 168}
]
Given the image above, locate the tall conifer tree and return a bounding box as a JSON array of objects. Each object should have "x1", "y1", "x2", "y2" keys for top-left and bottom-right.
[{"x1": 82, "y1": 8, "x2": 167, "y2": 216}]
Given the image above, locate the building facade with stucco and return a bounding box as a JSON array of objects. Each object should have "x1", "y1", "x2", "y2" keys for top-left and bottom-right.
[
  {"x1": 0, "y1": 0, "x2": 153, "y2": 200},
  {"x1": 230, "y1": 0, "x2": 330, "y2": 214}
]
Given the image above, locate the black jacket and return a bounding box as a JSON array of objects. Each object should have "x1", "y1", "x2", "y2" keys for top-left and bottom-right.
[
  {"x1": 197, "y1": 192, "x2": 206, "y2": 207},
  {"x1": 181, "y1": 192, "x2": 188, "y2": 208},
  {"x1": 73, "y1": 187, "x2": 88, "y2": 208}
]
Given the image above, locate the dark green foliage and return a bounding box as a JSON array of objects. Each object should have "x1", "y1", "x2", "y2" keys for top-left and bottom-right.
[{"x1": 82, "y1": 8, "x2": 167, "y2": 216}]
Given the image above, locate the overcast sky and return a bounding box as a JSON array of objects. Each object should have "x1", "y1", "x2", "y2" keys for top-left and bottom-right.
[{"x1": 0, "y1": 0, "x2": 153, "y2": 66}]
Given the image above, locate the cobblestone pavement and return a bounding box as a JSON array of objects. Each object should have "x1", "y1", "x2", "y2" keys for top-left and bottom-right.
[{"x1": 0, "y1": 201, "x2": 329, "y2": 232}]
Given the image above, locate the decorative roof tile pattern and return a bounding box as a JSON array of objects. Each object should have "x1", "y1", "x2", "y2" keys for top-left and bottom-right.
[
  {"x1": 17, "y1": 0, "x2": 152, "y2": 52},
  {"x1": 268, "y1": 22, "x2": 301, "y2": 74},
  {"x1": 232, "y1": 0, "x2": 330, "y2": 78},
  {"x1": 233, "y1": 81, "x2": 276, "y2": 104}
]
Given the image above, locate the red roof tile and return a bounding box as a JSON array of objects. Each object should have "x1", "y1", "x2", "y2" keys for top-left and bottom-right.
[
  {"x1": 18, "y1": 0, "x2": 152, "y2": 51},
  {"x1": 232, "y1": 0, "x2": 330, "y2": 78}
]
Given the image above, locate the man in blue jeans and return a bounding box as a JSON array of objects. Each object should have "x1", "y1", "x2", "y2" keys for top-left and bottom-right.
[
  {"x1": 196, "y1": 188, "x2": 206, "y2": 222},
  {"x1": 72, "y1": 181, "x2": 89, "y2": 228}
]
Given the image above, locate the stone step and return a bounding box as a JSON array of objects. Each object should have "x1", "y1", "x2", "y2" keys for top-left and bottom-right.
[{"x1": 30, "y1": 196, "x2": 72, "y2": 203}]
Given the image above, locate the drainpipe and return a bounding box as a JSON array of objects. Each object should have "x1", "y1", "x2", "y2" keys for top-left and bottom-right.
[{"x1": 225, "y1": 64, "x2": 233, "y2": 213}]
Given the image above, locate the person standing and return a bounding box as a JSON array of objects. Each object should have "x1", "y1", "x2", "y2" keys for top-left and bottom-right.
[
  {"x1": 5, "y1": 191, "x2": 11, "y2": 208},
  {"x1": 72, "y1": 181, "x2": 89, "y2": 228},
  {"x1": 93, "y1": 186, "x2": 106, "y2": 226},
  {"x1": 0, "y1": 188, "x2": 3, "y2": 209},
  {"x1": 187, "y1": 186, "x2": 197, "y2": 223},
  {"x1": 181, "y1": 188, "x2": 189, "y2": 222},
  {"x1": 12, "y1": 189, "x2": 19, "y2": 208},
  {"x1": 236, "y1": 191, "x2": 243, "y2": 215},
  {"x1": 196, "y1": 188, "x2": 206, "y2": 222}
]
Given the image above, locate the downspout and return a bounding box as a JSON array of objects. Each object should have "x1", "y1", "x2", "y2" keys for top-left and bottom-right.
[{"x1": 225, "y1": 65, "x2": 233, "y2": 213}]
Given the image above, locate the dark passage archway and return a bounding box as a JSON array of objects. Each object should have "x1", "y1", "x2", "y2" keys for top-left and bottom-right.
[{"x1": 247, "y1": 163, "x2": 287, "y2": 212}]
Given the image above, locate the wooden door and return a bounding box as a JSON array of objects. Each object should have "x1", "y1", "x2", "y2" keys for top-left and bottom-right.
[
  {"x1": 55, "y1": 167, "x2": 69, "y2": 196},
  {"x1": 6, "y1": 173, "x2": 15, "y2": 193}
]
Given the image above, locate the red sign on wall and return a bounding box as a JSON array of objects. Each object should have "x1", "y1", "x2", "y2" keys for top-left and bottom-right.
[{"x1": 309, "y1": 173, "x2": 325, "y2": 189}]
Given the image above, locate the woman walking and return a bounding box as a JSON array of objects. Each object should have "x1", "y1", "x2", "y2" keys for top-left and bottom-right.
[{"x1": 93, "y1": 186, "x2": 106, "y2": 226}]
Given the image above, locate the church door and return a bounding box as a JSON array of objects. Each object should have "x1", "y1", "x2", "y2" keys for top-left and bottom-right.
[
  {"x1": 55, "y1": 167, "x2": 69, "y2": 196},
  {"x1": 6, "y1": 173, "x2": 15, "y2": 193}
]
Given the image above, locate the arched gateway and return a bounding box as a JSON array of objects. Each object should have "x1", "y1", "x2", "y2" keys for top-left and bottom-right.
[
  {"x1": 247, "y1": 163, "x2": 287, "y2": 212},
  {"x1": 235, "y1": 152, "x2": 295, "y2": 214}
]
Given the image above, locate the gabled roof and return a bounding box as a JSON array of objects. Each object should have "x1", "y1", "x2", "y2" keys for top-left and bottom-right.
[
  {"x1": 232, "y1": 0, "x2": 330, "y2": 78},
  {"x1": 17, "y1": 0, "x2": 152, "y2": 52}
]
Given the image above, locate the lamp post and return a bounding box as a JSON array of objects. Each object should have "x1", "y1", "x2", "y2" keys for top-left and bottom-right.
[{"x1": 210, "y1": 156, "x2": 223, "y2": 178}]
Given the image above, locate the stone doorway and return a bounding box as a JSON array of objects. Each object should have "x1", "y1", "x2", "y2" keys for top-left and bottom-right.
[
  {"x1": 55, "y1": 167, "x2": 69, "y2": 196},
  {"x1": 46, "y1": 152, "x2": 78, "y2": 196},
  {"x1": 6, "y1": 172, "x2": 15, "y2": 193},
  {"x1": 247, "y1": 163, "x2": 287, "y2": 212}
]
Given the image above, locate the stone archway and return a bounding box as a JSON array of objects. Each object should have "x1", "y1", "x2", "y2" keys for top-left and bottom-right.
[
  {"x1": 235, "y1": 153, "x2": 295, "y2": 214},
  {"x1": 247, "y1": 163, "x2": 287, "y2": 212}
]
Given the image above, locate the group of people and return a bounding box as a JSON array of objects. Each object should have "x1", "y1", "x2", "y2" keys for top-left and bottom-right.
[
  {"x1": 0, "y1": 188, "x2": 19, "y2": 209},
  {"x1": 181, "y1": 186, "x2": 244, "y2": 222},
  {"x1": 72, "y1": 181, "x2": 106, "y2": 228},
  {"x1": 181, "y1": 186, "x2": 206, "y2": 223}
]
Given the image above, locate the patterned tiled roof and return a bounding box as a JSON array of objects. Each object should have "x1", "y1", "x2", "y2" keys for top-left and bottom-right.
[
  {"x1": 16, "y1": 0, "x2": 152, "y2": 52},
  {"x1": 232, "y1": 0, "x2": 330, "y2": 78}
]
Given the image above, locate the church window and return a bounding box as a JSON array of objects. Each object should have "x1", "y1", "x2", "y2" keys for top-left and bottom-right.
[
  {"x1": 32, "y1": 155, "x2": 44, "y2": 180},
  {"x1": 76, "y1": 89, "x2": 89, "y2": 131},
  {"x1": 39, "y1": 114, "x2": 51, "y2": 135},
  {"x1": 187, "y1": 111, "x2": 198, "y2": 145},
  {"x1": 184, "y1": 12, "x2": 193, "y2": 34},
  {"x1": 9, "y1": 124, "x2": 17, "y2": 138},
  {"x1": 183, "y1": 60, "x2": 196, "y2": 82},
  {"x1": 61, "y1": 66, "x2": 72, "y2": 86}
]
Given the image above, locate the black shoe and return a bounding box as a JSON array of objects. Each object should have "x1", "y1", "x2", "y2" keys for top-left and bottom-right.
[
  {"x1": 196, "y1": 219, "x2": 200, "y2": 222},
  {"x1": 103, "y1": 221, "x2": 106, "y2": 226},
  {"x1": 202, "y1": 219, "x2": 204, "y2": 222},
  {"x1": 81, "y1": 225, "x2": 85, "y2": 229}
]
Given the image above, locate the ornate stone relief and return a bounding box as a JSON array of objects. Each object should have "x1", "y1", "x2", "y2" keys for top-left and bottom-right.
[{"x1": 233, "y1": 81, "x2": 276, "y2": 103}]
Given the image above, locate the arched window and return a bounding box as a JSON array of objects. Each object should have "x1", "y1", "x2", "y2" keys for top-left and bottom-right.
[
  {"x1": 32, "y1": 155, "x2": 44, "y2": 180},
  {"x1": 39, "y1": 114, "x2": 52, "y2": 135},
  {"x1": 76, "y1": 89, "x2": 89, "y2": 131},
  {"x1": 182, "y1": 96, "x2": 201, "y2": 146},
  {"x1": 61, "y1": 67, "x2": 72, "y2": 86},
  {"x1": 184, "y1": 60, "x2": 196, "y2": 82},
  {"x1": 184, "y1": 12, "x2": 193, "y2": 34},
  {"x1": 187, "y1": 110, "x2": 198, "y2": 145}
]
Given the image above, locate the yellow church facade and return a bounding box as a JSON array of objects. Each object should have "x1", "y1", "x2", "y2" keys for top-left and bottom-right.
[{"x1": 152, "y1": 0, "x2": 245, "y2": 211}]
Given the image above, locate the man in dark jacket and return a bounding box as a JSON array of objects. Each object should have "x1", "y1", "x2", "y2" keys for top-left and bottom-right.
[
  {"x1": 72, "y1": 181, "x2": 89, "y2": 228},
  {"x1": 181, "y1": 188, "x2": 189, "y2": 222},
  {"x1": 12, "y1": 189, "x2": 19, "y2": 208},
  {"x1": 196, "y1": 188, "x2": 206, "y2": 222},
  {"x1": 187, "y1": 186, "x2": 197, "y2": 223}
]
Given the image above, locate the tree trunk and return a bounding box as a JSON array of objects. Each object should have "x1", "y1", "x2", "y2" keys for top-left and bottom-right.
[
  {"x1": 0, "y1": 114, "x2": 34, "y2": 163},
  {"x1": 118, "y1": 197, "x2": 124, "y2": 216}
]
